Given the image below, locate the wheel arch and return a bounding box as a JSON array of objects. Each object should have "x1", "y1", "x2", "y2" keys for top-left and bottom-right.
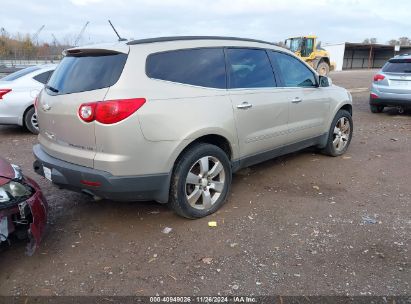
[
  {"x1": 313, "y1": 57, "x2": 330, "y2": 69},
  {"x1": 22, "y1": 104, "x2": 35, "y2": 127},
  {"x1": 339, "y1": 103, "x2": 352, "y2": 116},
  {"x1": 321, "y1": 57, "x2": 331, "y2": 66},
  {"x1": 168, "y1": 132, "x2": 236, "y2": 176},
  {"x1": 174, "y1": 134, "x2": 233, "y2": 165},
  {"x1": 320, "y1": 101, "x2": 353, "y2": 149}
]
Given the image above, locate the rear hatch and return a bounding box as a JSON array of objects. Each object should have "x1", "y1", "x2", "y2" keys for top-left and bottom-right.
[
  {"x1": 379, "y1": 58, "x2": 411, "y2": 94},
  {"x1": 37, "y1": 44, "x2": 129, "y2": 167}
]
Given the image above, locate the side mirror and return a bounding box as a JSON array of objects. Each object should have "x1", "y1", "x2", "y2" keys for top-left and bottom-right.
[{"x1": 319, "y1": 75, "x2": 332, "y2": 87}]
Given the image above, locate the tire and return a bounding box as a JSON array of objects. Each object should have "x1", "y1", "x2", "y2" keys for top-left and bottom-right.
[
  {"x1": 169, "y1": 143, "x2": 232, "y2": 219},
  {"x1": 322, "y1": 109, "x2": 353, "y2": 157},
  {"x1": 370, "y1": 105, "x2": 384, "y2": 113},
  {"x1": 24, "y1": 107, "x2": 39, "y2": 135},
  {"x1": 317, "y1": 61, "x2": 330, "y2": 76}
]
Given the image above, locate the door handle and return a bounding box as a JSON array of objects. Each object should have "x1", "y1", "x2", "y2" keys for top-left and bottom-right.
[
  {"x1": 237, "y1": 102, "x2": 253, "y2": 109},
  {"x1": 291, "y1": 97, "x2": 303, "y2": 103}
]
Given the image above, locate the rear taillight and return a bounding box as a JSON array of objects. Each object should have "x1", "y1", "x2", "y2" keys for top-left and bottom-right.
[
  {"x1": 78, "y1": 98, "x2": 146, "y2": 124},
  {"x1": 370, "y1": 93, "x2": 379, "y2": 99},
  {"x1": 0, "y1": 89, "x2": 12, "y2": 100},
  {"x1": 373, "y1": 74, "x2": 385, "y2": 82}
]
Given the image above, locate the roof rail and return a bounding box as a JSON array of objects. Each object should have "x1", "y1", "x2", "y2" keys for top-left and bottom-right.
[{"x1": 127, "y1": 36, "x2": 278, "y2": 47}]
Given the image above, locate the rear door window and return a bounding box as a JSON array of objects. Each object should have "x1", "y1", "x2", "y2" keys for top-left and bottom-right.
[
  {"x1": 146, "y1": 48, "x2": 226, "y2": 89},
  {"x1": 226, "y1": 48, "x2": 276, "y2": 89},
  {"x1": 1, "y1": 66, "x2": 40, "y2": 81},
  {"x1": 33, "y1": 70, "x2": 53, "y2": 84},
  {"x1": 382, "y1": 59, "x2": 411, "y2": 73},
  {"x1": 46, "y1": 53, "x2": 127, "y2": 95},
  {"x1": 269, "y1": 51, "x2": 317, "y2": 87}
]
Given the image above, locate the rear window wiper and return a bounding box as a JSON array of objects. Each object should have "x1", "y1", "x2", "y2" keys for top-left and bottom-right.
[{"x1": 45, "y1": 85, "x2": 59, "y2": 93}]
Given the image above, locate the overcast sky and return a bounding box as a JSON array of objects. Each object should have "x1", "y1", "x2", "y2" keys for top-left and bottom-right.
[{"x1": 1, "y1": 0, "x2": 410, "y2": 46}]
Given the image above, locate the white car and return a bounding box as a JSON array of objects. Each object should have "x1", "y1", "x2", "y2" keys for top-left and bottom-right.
[{"x1": 0, "y1": 64, "x2": 56, "y2": 134}]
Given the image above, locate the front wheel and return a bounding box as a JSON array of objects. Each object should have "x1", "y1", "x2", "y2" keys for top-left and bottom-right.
[
  {"x1": 169, "y1": 143, "x2": 232, "y2": 219},
  {"x1": 24, "y1": 107, "x2": 39, "y2": 135},
  {"x1": 322, "y1": 109, "x2": 353, "y2": 156}
]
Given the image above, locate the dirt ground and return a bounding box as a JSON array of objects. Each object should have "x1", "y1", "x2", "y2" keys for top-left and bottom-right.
[{"x1": 0, "y1": 70, "x2": 409, "y2": 296}]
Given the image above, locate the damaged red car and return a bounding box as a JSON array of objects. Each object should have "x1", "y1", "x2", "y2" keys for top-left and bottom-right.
[{"x1": 0, "y1": 157, "x2": 47, "y2": 255}]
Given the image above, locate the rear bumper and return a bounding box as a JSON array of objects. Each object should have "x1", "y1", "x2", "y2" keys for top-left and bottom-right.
[
  {"x1": 369, "y1": 97, "x2": 411, "y2": 107},
  {"x1": 33, "y1": 144, "x2": 170, "y2": 203},
  {"x1": 370, "y1": 88, "x2": 411, "y2": 107}
]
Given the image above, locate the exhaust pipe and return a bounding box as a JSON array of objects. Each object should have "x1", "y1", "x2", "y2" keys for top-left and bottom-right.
[{"x1": 81, "y1": 189, "x2": 102, "y2": 201}]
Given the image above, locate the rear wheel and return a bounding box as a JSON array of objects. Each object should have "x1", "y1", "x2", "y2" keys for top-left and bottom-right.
[
  {"x1": 169, "y1": 143, "x2": 232, "y2": 219},
  {"x1": 322, "y1": 109, "x2": 353, "y2": 156},
  {"x1": 317, "y1": 61, "x2": 330, "y2": 76},
  {"x1": 370, "y1": 105, "x2": 384, "y2": 113},
  {"x1": 24, "y1": 107, "x2": 39, "y2": 135}
]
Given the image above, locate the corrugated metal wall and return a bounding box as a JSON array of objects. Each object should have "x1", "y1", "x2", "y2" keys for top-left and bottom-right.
[{"x1": 343, "y1": 46, "x2": 411, "y2": 70}]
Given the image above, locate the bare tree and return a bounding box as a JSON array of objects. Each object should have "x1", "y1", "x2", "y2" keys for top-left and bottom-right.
[
  {"x1": 363, "y1": 38, "x2": 377, "y2": 44},
  {"x1": 398, "y1": 37, "x2": 411, "y2": 46},
  {"x1": 388, "y1": 39, "x2": 399, "y2": 46}
]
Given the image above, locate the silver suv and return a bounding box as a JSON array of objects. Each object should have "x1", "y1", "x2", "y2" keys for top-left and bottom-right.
[
  {"x1": 370, "y1": 54, "x2": 411, "y2": 113},
  {"x1": 33, "y1": 36, "x2": 353, "y2": 218}
]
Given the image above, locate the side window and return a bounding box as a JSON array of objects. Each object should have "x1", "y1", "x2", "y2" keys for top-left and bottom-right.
[
  {"x1": 226, "y1": 48, "x2": 276, "y2": 89},
  {"x1": 146, "y1": 48, "x2": 226, "y2": 89},
  {"x1": 33, "y1": 70, "x2": 53, "y2": 84},
  {"x1": 269, "y1": 51, "x2": 317, "y2": 88}
]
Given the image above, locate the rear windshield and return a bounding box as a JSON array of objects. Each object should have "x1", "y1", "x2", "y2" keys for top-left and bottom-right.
[
  {"x1": 46, "y1": 53, "x2": 127, "y2": 95},
  {"x1": 1, "y1": 66, "x2": 40, "y2": 81},
  {"x1": 382, "y1": 59, "x2": 411, "y2": 73}
]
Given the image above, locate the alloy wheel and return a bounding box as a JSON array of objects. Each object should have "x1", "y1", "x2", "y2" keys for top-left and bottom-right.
[
  {"x1": 31, "y1": 113, "x2": 39, "y2": 131},
  {"x1": 333, "y1": 117, "x2": 350, "y2": 152},
  {"x1": 185, "y1": 156, "x2": 225, "y2": 210}
]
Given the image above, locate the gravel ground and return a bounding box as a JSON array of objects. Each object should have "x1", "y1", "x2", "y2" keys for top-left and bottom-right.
[{"x1": 0, "y1": 70, "x2": 409, "y2": 296}]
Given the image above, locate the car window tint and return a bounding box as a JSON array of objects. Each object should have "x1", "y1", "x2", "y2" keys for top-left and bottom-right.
[
  {"x1": 226, "y1": 48, "x2": 276, "y2": 89},
  {"x1": 46, "y1": 53, "x2": 127, "y2": 95},
  {"x1": 270, "y1": 51, "x2": 316, "y2": 87},
  {"x1": 33, "y1": 70, "x2": 53, "y2": 84},
  {"x1": 1, "y1": 66, "x2": 41, "y2": 81},
  {"x1": 382, "y1": 59, "x2": 411, "y2": 73},
  {"x1": 146, "y1": 48, "x2": 226, "y2": 89}
]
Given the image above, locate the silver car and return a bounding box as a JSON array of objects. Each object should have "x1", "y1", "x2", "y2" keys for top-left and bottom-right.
[
  {"x1": 0, "y1": 64, "x2": 56, "y2": 134},
  {"x1": 33, "y1": 36, "x2": 353, "y2": 218},
  {"x1": 370, "y1": 54, "x2": 411, "y2": 113}
]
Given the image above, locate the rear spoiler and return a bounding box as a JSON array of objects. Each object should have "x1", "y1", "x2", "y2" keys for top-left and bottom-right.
[{"x1": 63, "y1": 42, "x2": 129, "y2": 56}]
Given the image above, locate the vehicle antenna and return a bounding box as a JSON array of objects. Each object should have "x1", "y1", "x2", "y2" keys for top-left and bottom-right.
[{"x1": 108, "y1": 20, "x2": 127, "y2": 42}]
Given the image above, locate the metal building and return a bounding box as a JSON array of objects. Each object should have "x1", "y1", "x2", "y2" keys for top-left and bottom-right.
[{"x1": 323, "y1": 42, "x2": 411, "y2": 71}]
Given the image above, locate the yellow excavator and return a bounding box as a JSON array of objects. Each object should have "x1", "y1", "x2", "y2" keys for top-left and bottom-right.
[{"x1": 285, "y1": 35, "x2": 335, "y2": 76}]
